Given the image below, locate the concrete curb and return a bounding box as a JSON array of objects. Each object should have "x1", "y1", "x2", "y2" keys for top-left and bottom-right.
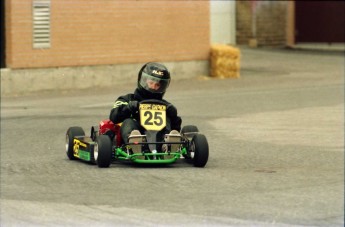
[{"x1": 1, "y1": 60, "x2": 209, "y2": 96}]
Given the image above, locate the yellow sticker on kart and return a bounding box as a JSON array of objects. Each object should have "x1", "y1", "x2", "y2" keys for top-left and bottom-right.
[
  {"x1": 73, "y1": 139, "x2": 87, "y2": 158},
  {"x1": 139, "y1": 104, "x2": 166, "y2": 131}
]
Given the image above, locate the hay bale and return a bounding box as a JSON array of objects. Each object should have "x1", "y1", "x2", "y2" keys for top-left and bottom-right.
[{"x1": 210, "y1": 44, "x2": 241, "y2": 78}]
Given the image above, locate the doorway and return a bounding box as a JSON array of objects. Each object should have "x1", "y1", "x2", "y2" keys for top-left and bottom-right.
[
  {"x1": 0, "y1": 0, "x2": 5, "y2": 68},
  {"x1": 295, "y1": 1, "x2": 345, "y2": 43}
]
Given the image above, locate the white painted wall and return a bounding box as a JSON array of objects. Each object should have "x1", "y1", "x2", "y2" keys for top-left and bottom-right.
[{"x1": 210, "y1": 0, "x2": 236, "y2": 45}]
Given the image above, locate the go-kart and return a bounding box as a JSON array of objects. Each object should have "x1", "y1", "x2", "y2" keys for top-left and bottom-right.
[{"x1": 65, "y1": 100, "x2": 209, "y2": 168}]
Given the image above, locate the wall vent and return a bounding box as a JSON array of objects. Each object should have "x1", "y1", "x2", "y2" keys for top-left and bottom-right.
[{"x1": 33, "y1": 0, "x2": 51, "y2": 48}]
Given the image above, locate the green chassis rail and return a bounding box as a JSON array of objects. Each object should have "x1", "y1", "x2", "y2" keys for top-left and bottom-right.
[
  {"x1": 115, "y1": 140, "x2": 189, "y2": 164},
  {"x1": 115, "y1": 146, "x2": 188, "y2": 164},
  {"x1": 73, "y1": 137, "x2": 189, "y2": 165}
]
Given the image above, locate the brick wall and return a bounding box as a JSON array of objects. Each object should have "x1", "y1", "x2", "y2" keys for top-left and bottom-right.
[
  {"x1": 236, "y1": 1, "x2": 288, "y2": 47},
  {"x1": 5, "y1": 0, "x2": 210, "y2": 69}
]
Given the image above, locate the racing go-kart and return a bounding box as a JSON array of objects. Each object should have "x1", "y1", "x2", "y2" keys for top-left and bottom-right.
[{"x1": 65, "y1": 100, "x2": 209, "y2": 168}]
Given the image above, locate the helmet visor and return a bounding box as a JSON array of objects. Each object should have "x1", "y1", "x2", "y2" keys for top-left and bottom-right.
[{"x1": 139, "y1": 72, "x2": 170, "y2": 94}]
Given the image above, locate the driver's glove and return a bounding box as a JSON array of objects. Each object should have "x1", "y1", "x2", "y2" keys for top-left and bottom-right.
[{"x1": 128, "y1": 101, "x2": 139, "y2": 113}]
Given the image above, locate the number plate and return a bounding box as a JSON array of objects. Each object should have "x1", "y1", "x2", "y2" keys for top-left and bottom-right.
[{"x1": 139, "y1": 103, "x2": 166, "y2": 131}]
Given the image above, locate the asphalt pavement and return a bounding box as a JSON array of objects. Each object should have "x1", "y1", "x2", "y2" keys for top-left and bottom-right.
[{"x1": 1, "y1": 47, "x2": 344, "y2": 226}]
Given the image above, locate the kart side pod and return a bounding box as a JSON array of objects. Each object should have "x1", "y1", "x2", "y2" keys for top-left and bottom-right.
[{"x1": 91, "y1": 120, "x2": 122, "y2": 146}]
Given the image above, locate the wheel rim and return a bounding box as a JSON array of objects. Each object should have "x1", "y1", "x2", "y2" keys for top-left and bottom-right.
[
  {"x1": 65, "y1": 135, "x2": 69, "y2": 152},
  {"x1": 94, "y1": 143, "x2": 99, "y2": 161},
  {"x1": 190, "y1": 141, "x2": 195, "y2": 159}
]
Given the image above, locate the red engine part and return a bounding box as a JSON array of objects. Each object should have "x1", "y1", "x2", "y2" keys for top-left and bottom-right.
[{"x1": 99, "y1": 119, "x2": 122, "y2": 146}]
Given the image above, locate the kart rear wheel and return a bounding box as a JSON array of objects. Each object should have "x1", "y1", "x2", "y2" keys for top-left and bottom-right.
[
  {"x1": 181, "y1": 125, "x2": 199, "y2": 137},
  {"x1": 190, "y1": 134, "x2": 209, "y2": 167},
  {"x1": 66, "y1": 127, "x2": 85, "y2": 160},
  {"x1": 94, "y1": 135, "x2": 112, "y2": 168}
]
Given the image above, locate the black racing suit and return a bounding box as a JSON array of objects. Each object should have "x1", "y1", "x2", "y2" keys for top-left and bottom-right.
[{"x1": 109, "y1": 88, "x2": 182, "y2": 143}]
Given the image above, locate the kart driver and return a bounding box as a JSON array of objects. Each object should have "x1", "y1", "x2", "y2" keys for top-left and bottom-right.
[{"x1": 109, "y1": 62, "x2": 182, "y2": 152}]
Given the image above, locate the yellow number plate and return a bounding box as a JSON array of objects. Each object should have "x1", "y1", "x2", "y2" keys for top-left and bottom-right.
[{"x1": 139, "y1": 103, "x2": 166, "y2": 131}]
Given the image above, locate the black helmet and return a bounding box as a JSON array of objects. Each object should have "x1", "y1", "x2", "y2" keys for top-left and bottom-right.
[{"x1": 137, "y1": 62, "x2": 171, "y2": 99}]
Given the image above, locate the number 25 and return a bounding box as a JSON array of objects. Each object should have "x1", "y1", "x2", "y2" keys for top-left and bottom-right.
[{"x1": 144, "y1": 111, "x2": 163, "y2": 126}]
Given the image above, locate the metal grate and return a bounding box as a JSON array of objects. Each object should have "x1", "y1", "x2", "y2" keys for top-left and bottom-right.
[{"x1": 33, "y1": 0, "x2": 51, "y2": 48}]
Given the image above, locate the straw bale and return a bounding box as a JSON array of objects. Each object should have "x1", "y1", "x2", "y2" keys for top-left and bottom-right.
[{"x1": 210, "y1": 44, "x2": 241, "y2": 78}]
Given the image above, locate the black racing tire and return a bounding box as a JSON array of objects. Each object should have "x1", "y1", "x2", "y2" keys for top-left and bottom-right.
[
  {"x1": 94, "y1": 135, "x2": 112, "y2": 168},
  {"x1": 66, "y1": 127, "x2": 85, "y2": 160},
  {"x1": 191, "y1": 134, "x2": 209, "y2": 167},
  {"x1": 181, "y1": 125, "x2": 199, "y2": 135}
]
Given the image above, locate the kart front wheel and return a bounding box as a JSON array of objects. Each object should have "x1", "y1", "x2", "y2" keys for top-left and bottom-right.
[
  {"x1": 66, "y1": 127, "x2": 85, "y2": 160},
  {"x1": 190, "y1": 134, "x2": 209, "y2": 167},
  {"x1": 181, "y1": 125, "x2": 199, "y2": 159},
  {"x1": 94, "y1": 135, "x2": 112, "y2": 168}
]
